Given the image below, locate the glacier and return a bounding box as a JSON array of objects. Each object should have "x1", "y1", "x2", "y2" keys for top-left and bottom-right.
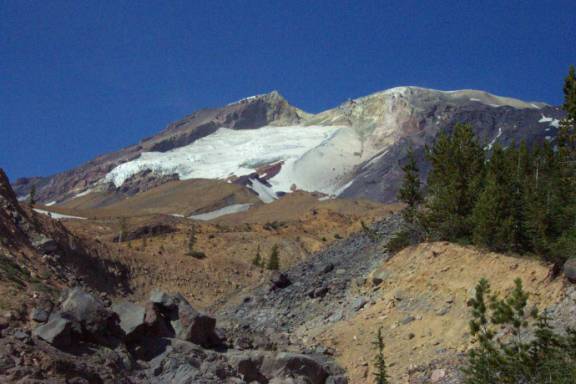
[{"x1": 103, "y1": 125, "x2": 359, "y2": 196}]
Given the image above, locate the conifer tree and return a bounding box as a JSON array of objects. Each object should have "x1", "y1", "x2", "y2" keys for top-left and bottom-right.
[
  {"x1": 425, "y1": 123, "x2": 485, "y2": 241},
  {"x1": 252, "y1": 245, "x2": 262, "y2": 267},
  {"x1": 472, "y1": 145, "x2": 528, "y2": 253},
  {"x1": 398, "y1": 145, "x2": 422, "y2": 223},
  {"x1": 464, "y1": 278, "x2": 576, "y2": 383},
  {"x1": 267, "y1": 245, "x2": 280, "y2": 270},
  {"x1": 372, "y1": 327, "x2": 389, "y2": 384},
  {"x1": 29, "y1": 185, "x2": 36, "y2": 207}
]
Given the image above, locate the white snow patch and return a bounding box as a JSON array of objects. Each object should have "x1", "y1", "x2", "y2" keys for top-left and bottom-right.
[
  {"x1": 334, "y1": 178, "x2": 355, "y2": 196},
  {"x1": 318, "y1": 196, "x2": 333, "y2": 202},
  {"x1": 73, "y1": 189, "x2": 93, "y2": 199},
  {"x1": 470, "y1": 98, "x2": 481, "y2": 102},
  {"x1": 17, "y1": 194, "x2": 29, "y2": 202},
  {"x1": 33, "y1": 209, "x2": 86, "y2": 220},
  {"x1": 103, "y1": 125, "x2": 347, "y2": 196},
  {"x1": 248, "y1": 179, "x2": 278, "y2": 203},
  {"x1": 189, "y1": 203, "x2": 253, "y2": 221},
  {"x1": 45, "y1": 201, "x2": 57, "y2": 206},
  {"x1": 227, "y1": 94, "x2": 262, "y2": 106},
  {"x1": 539, "y1": 115, "x2": 560, "y2": 128},
  {"x1": 485, "y1": 127, "x2": 503, "y2": 151},
  {"x1": 531, "y1": 103, "x2": 542, "y2": 109}
]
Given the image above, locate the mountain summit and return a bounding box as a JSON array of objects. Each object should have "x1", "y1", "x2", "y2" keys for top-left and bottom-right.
[{"x1": 14, "y1": 87, "x2": 563, "y2": 204}]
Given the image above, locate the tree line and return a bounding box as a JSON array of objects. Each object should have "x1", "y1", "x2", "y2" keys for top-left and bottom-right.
[{"x1": 398, "y1": 65, "x2": 576, "y2": 267}]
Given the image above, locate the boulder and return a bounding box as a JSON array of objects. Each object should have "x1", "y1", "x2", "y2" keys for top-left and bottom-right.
[
  {"x1": 60, "y1": 288, "x2": 123, "y2": 346},
  {"x1": 32, "y1": 313, "x2": 73, "y2": 348},
  {"x1": 270, "y1": 272, "x2": 291, "y2": 291},
  {"x1": 111, "y1": 301, "x2": 146, "y2": 337},
  {"x1": 61, "y1": 287, "x2": 106, "y2": 323},
  {"x1": 30, "y1": 307, "x2": 50, "y2": 323},
  {"x1": 261, "y1": 353, "x2": 329, "y2": 384},
  {"x1": 149, "y1": 291, "x2": 218, "y2": 347},
  {"x1": 563, "y1": 258, "x2": 576, "y2": 283}
]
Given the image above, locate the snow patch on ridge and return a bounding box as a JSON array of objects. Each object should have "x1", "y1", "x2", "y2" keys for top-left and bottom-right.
[
  {"x1": 33, "y1": 209, "x2": 86, "y2": 220},
  {"x1": 189, "y1": 203, "x2": 253, "y2": 221},
  {"x1": 539, "y1": 115, "x2": 560, "y2": 128}
]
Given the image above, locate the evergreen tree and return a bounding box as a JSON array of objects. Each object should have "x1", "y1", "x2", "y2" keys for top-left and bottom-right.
[
  {"x1": 472, "y1": 145, "x2": 529, "y2": 253},
  {"x1": 187, "y1": 226, "x2": 197, "y2": 255},
  {"x1": 252, "y1": 245, "x2": 262, "y2": 267},
  {"x1": 372, "y1": 327, "x2": 389, "y2": 384},
  {"x1": 267, "y1": 245, "x2": 280, "y2": 270},
  {"x1": 29, "y1": 185, "x2": 36, "y2": 207},
  {"x1": 464, "y1": 278, "x2": 576, "y2": 383},
  {"x1": 425, "y1": 123, "x2": 485, "y2": 241},
  {"x1": 398, "y1": 145, "x2": 422, "y2": 223}
]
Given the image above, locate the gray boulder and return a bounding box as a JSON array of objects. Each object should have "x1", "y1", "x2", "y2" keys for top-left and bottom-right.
[
  {"x1": 112, "y1": 301, "x2": 146, "y2": 337},
  {"x1": 61, "y1": 287, "x2": 106, "y2": 323},
  {"x1": 32, "y1": 313, "x2": 73, "y2": 348},
  {"x1": 149, "y1": 290, "x2": 218, "y2": 347},
  {"x1": 261, "y1": 352, "x2": 329, "y2": 384},
  {"x1": 564, "y1": 258, "x2": 576, "y2": 283},
  {"x1": 270, "y1": 272, "x2": 291, "y2": 291}
]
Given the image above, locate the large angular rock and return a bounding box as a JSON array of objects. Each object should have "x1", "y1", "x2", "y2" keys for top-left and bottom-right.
[
  {"x1": 32, "y1": 313, "x2": 73, "y2": 348},
  {"x1": 149, "y1": 290, "x2": 218, "y2": 347},
  {"x1": 61, "y1": 287, "x2": 106, "y2": 322},
  {"x1": 112, "y1": 301, "x2": 146, "y2": 337},
  {"x1": 262, "y1": 353, "x2": 329, "y2": 384},
  {"x1": 270, "y1": 272, "x2": 291, "y2": 291},
  {"x1": 60, "y1": 288, "x2": 123, "y2": 346}
]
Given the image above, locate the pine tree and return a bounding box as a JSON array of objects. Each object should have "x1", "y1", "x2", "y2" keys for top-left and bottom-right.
[
  {"x1": 472, "y1": 145, "x2": 529, "y2": 253},
  {"x1": 29, "y1": 185, "x2": 36, "y2": 207},
  {"x1": 267, "y1": 245, "x2": 280, "y2": 270},
  {"x1": 425, "y1": 123, "x2": 485, "y2": 241},
  {"x1": 398, "y1": 145, "x2": 422, "y2": 223},
  {"x1": 372, "y1": 327, "x2": 389, "y2": 384},
  {"x1": 464, "y1": 277, "x2": 576, "y2": 383},
  {"x1": 252, "y1": 245, "x2": 262, "y2": 267}
]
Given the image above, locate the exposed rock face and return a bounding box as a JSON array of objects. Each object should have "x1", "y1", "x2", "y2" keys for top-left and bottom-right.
[
  {"x1": 13, "y1": 87, "x2": 563, "y2": 205},
  {"x1": 0, "y1": 169, "x2": 130, "y2": 312},
  {"x1": 13, "y1": 91, "x2": 307, "y2": 203}
]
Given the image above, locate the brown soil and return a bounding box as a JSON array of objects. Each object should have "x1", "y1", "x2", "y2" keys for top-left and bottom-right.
[{"x1": 315, "y1": 242, "x2": 566, "y2": 383}]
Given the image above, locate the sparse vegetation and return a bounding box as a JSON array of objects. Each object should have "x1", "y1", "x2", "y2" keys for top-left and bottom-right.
[
  {"x1": 464, "y1": 277, "x2": 576, "y2": 383},
  {"x1": 396, "y1": 66, "x2": 576, "y2": 264},
  {"x1": 267, "y1": 244, "x2": 280, "y2": 270},
  {"x1": 384, "y1": 230, "x2": 411, "y2": 254},
  {"x1": 29, "y1": 185, "x2": 36, "y2": 207},
  {"x1": 252, "y1": 245, "x2": 262, "y2": 267},
  {"x1": 398, "y1": 145, "x2": 422, "y2": 224},
  {"x1": 372, "y1": 327, "x2": 389, "y2": 384}
]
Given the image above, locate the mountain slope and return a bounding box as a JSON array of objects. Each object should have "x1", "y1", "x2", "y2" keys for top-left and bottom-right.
[{"x1": 14, "y1": 87, "x2": 564, "y2": 204}]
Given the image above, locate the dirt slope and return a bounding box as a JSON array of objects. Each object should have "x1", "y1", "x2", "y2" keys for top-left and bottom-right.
[{"x1": 317, "y1": 242, "x2": 566, "y2": 383}]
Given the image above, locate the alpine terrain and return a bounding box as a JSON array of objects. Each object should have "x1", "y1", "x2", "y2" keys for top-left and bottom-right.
[{"x1": 2, "y1": 75, "x2": 576, "y2": 384}]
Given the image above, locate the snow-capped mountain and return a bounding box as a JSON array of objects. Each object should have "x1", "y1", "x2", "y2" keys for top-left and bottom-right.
[{"x1": 14, "y1": 87, "x2": 564, "y2": 204}]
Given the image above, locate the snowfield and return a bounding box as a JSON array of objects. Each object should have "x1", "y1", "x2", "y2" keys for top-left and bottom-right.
[
  {"x1": 33, "y1": 209, "x2": 86, "y2": 220},
  {"x1": 103, "y1": 125, "x2": 361, "y2": 197},
  {"x1": 189, "y1": 203, "x2": 253, "y2": 221}
]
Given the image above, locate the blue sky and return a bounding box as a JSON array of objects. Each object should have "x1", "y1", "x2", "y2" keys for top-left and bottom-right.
[{"x1": 1, "y1": 0, "x2": 575, "y2": 179}]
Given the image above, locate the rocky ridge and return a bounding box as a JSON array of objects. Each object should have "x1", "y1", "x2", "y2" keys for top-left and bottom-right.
[{"x1": 13, "y1": 87, "x2": 564, "y2": 205}]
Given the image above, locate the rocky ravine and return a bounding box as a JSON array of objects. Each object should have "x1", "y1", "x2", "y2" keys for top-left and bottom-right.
[
  {"x1": 1, "y1": 287, "x2": 347, "y2": 383},
  {"x1": 0, "y1": 170, "x2": 349, "y2": 383}
]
